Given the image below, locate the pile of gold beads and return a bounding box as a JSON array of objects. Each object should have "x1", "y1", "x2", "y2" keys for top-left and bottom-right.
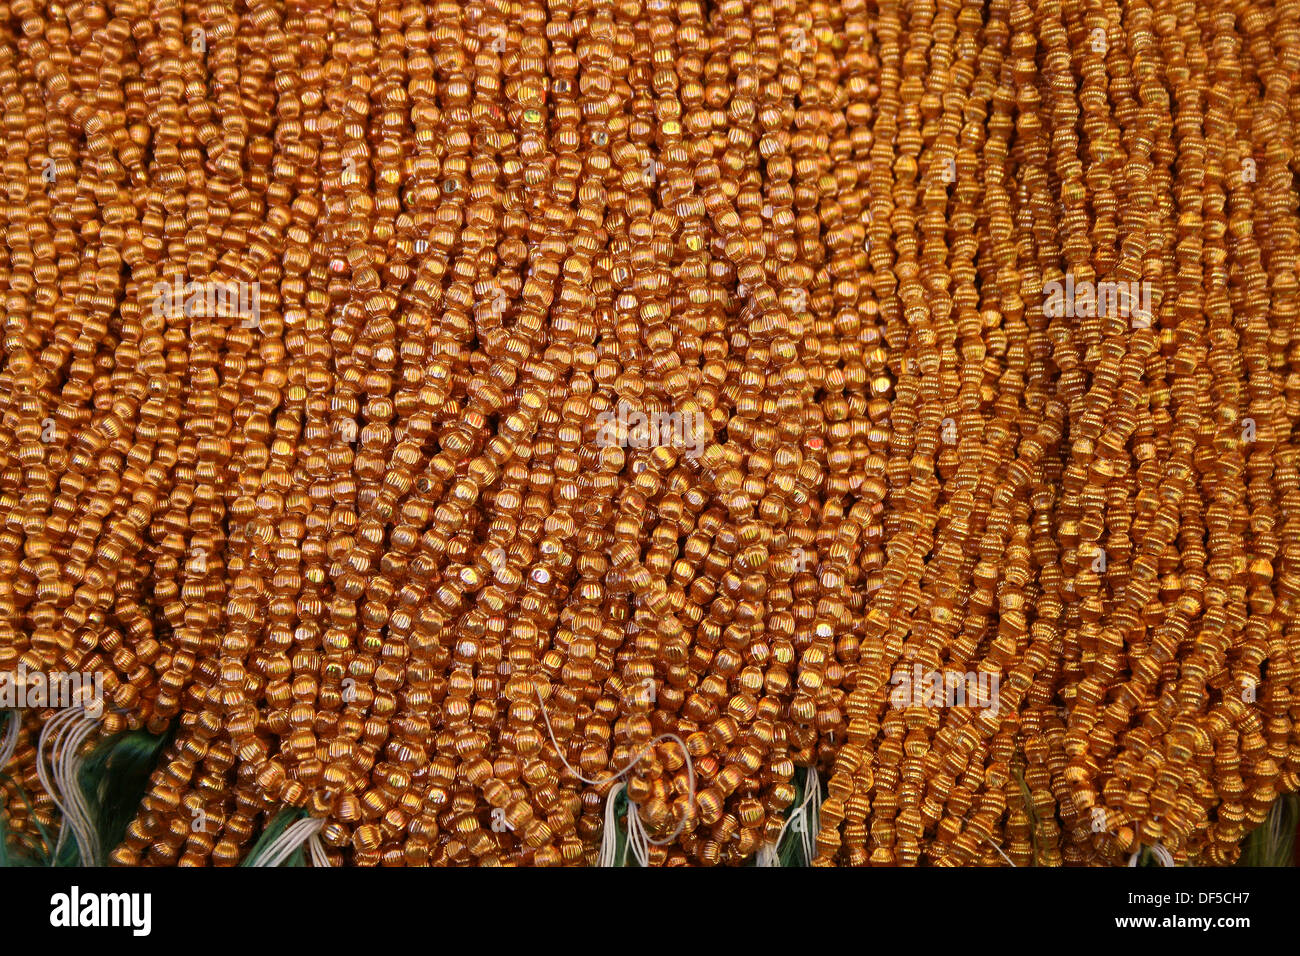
[{"x1": 0, "y1": 0, "x2": 1299, "y2": 866}]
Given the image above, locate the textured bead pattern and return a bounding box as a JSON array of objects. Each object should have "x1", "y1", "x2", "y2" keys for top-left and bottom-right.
[{"x1": 0, "y1": 0, "x2": 1297, "y2": 867}]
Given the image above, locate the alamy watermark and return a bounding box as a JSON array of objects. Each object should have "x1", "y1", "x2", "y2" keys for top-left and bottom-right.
[
  {"x1": 0, "y1": 665, "x2": 104, "y2": 717},
  {"x1": 1042, "y1": 273, "x2": 1153, "y2": 327},
  {"x1": 151, "y1": 276, "x2": 261, "y2": 328},
  {"x1": 594, "y1": 401, "x2": 707, "y2": 458},
  {"x1": 889, "y1": 663, "x2": 999, "y2": 712},
  {"x1": 50, "y1": 886, "x2": 150, "y2": 936}
]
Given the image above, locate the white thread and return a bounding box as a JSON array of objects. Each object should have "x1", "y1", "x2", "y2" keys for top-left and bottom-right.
[
  {"x1": 1127, "y1": 843, "x2": 1175, "y2": 867},
  {"x1": 802, "y1": 766, "x2": 821, "y2": 863},
  {"x1": 597, "y1": 783, "x2": 624, "y2": 867},
  {"x1": 625, "y1": 798, "x2": 651, "y2": 867},
  {"x1": 38, "y1": 718, "x2": 69, "y2": 859},
  {"x1": 63, "y1": 713, "x2": 101, "y2": 862},
  {"x1": 59, "y1": 711, "x2": 100, "y2": 860},
  {"x1": 0, "y1": 709, "x2": 19, "y2": 771},
  {"x1": 36, "y1": 703, "x2": 101, "y2": 864},
  {"x1": 39, "y1": 709, "x2": 95, "y2": 862},
  {"x1": 250, "y1": 816, "x2": 326, "y2": 867},
  {"x1": 308, "y1": 832, "x2": 331, "y2": 868},
  {"x1": 35, "y1": 709, "x2": 73, "y2": 858},
  {"x1": 759, "y1": 766, "x2": 821, "y2": 866},
  {"x1": 1267, "y1": 798, "x2": 1288, "y2": 851},
  {"x1": 534, "y1": 684, "x2": 696, "y2": 852},
  {"x1": 983, "y1": 834, "x2": 1016, "y2": 867}
]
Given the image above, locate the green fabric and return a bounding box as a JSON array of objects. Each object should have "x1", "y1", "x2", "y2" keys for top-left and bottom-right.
[
  {"x1": 241, "y1": 807, "x2": 310, "y2": 867},
  {"x1": 741, "y1": 765, "x2": 816, "y2": 867},
  {"x1": 1239, "y1": 794, "x2": 1298, "y2": 867},
  {"x1": 613, "y1": 787, "x2": 633, "y2": 866},
  {"x1": 778, "y1": 766, "x2": 810, "y2": 867},
  {"x1": 70, "y1": 729, "x2": 170, "y2": 865},
  {"x1": 0, "y1": 726, "x2": 168, "y2": 867},
  {"x1": 5, "y1": 720, "x2": 1295, "y2": 867}
]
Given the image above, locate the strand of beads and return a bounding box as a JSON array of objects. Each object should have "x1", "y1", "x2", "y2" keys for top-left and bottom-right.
[{"x1": 2, "y1": 0, "x2": 1300, "y2": 870}]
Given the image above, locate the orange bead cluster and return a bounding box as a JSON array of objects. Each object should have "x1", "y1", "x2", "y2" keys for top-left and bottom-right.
[{"x1": 0, "y1": 0, "x2": 1298, "y2": 866}]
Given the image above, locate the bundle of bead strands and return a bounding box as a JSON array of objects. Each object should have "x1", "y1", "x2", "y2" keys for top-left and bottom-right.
[{"x1": 0, "y1": 0, "x2": 1297, "y2": 867}]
